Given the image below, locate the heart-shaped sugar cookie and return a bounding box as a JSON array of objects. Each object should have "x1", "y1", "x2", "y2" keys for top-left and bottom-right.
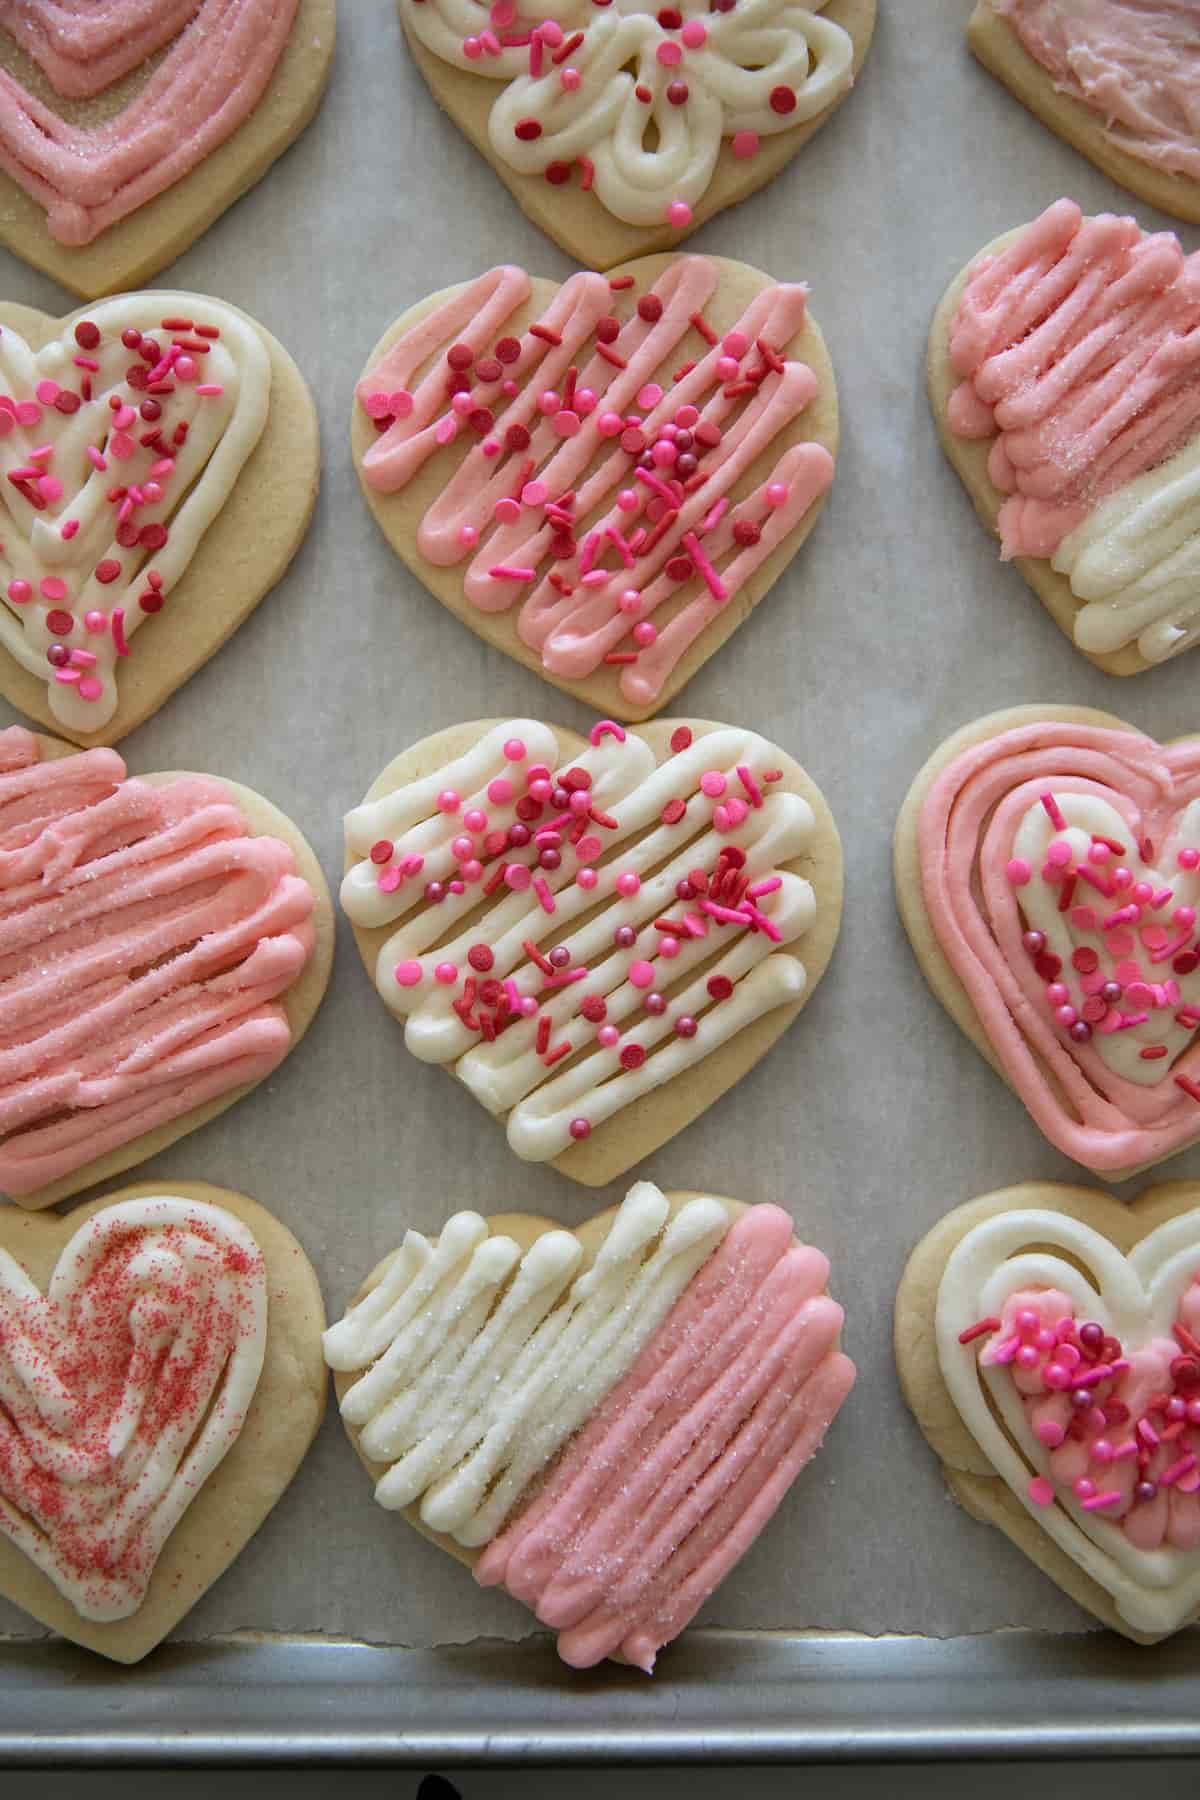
[
  {"x1": 326, "y1": 1180, "x2": 855, "y2": 1670},
  {"x1": 896, "y1": 1179, "x2": 1200, "y2": 1643},
  {"x1": 398, "y1": 0, "x2": 874, "y2": 268},
  {"x1": 0, "y1": 0, "x2": 336, "y2": 299},
  {"x1": 354, "y1": 253, "x2": 837, "y2": 719},
  {"x1": 0, "y1": 1178, "x2": 326, "y2": 1662},
  {"x1": 0, "y1": 290, "x2": 318, "y2": 746},
  {"x1": 895, "y1": 703, "x2": 1200, "y2": 1181},
  {"x1": 0, "y1": 724, "x2": 333, "y2": 1211},
  {"x1": 966, "y1": 3, "x2": 1200, "y2": 228},
  {"x1": 928, "y1": 199, "x2": 1200, "y2": 676},
  {"x1": 343, "y1": 715, "x2": 841, "y2": 1185}
]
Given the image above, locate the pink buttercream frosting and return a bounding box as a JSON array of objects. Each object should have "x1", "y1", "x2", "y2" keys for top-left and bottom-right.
[
  {"x1": 475, "y1": 1203, "x2": 855, "y2": 1671},
  {"x1": 996, "y1": 0, "x2": 1200, "y2": 182},
  {"x1": 358, "y1": 258, "x2": 834, "y2": 707},
  {"x1": 0, "y1": 1, "x2": 202, "y2": 99},
  {"x1": 981, "y1": 1278, "x2": 1200, "y2": 1549},
  {"x1": 917, "y1": 718, "x2": 1200, "y2": 1172},
  {"x1": 0, "y1": 725, "x2": 316, "y2": 1196},
  {"x1": 0, "y1": 0, "x2": 298, "y2": 245},
  {"x1": 946, "y1": 198, "x2": 1200, "y2": 557}
]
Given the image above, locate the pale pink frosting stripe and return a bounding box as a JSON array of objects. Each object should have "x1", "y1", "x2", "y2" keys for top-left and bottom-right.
[
  {"x1": 0, "y1": 725, "x2": 315, "y2": 1196},
  {"x1": 0, "y1": 0, "x2": 298, "y2": 246},
  {"x1": 946, "y1": 198, "x2": 1200, "y2": 558},
  {"x1": 0, "y1": 0, "x2": 201, "y2": 99},
  {"x1": 917, "y1": 719, "x2": 1200, "y2": 1171},
  {"x1": 475, "y1": 1205, "x2": 855, "y2": 1671}
]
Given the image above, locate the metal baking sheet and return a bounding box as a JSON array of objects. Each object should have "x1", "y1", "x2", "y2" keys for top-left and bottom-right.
[{"x1": 1, "y1": 0, "x2": 1200, "y2": 1764}]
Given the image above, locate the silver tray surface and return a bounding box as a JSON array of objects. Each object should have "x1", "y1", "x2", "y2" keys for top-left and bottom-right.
[{"x1": 2, "y1": 1629, "x2": 1199, "y2": 1765}]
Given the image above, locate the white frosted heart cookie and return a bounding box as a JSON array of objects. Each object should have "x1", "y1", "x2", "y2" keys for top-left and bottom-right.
[
  {"x1": 0, "y1": 290, "x2": 318, "y2": 745},
  {"x1": 0, "y1": 725, "x2": 333, "y2": 1211},
  {"x1": 895, "y1": 704, "x2": 1200, "y2": 1181},
  {"x1": 896, "y1": 1179, "x2": 1200, "y2": 1644},
  {"x1": 342, "y1": 716, "x2": 842, "y2": 1185},
  {"x1": 0, "y1": 0, "x2": 336, "y2": 299},
  {"x1": 353, "y1": 254, "x2": 837, "y2": 719},
  {"x1": 968, "y1": 2, "x2": 1200, "y2": 227},
  {"x1": 398, "y1": 0, "x2": 875, "y2": 268},
  {"x1": 928, "y1": 199, "x2": 1200, "y2": 675},
  {"x1": 325, "y1": 1180, "x2": 855, "y2": 1670},
  {"x1": 0, "y1": 1179, "x2": 326, "y2": 1663}
]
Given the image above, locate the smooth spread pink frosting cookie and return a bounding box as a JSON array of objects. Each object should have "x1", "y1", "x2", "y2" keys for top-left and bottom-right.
[
  {"x1": 928, "y1": 199, "x2": 1200, "y2": 674},
  {"x1": 0, "y1": 724, "x2": 333, "y2": 1210},
  {"x1": 968, "y1": 1, "x2": 1200, "y2": 225},
  {"x1": 0, "y1": 0, "x2": 336, "y2": 298},
  {"x1": 896, "y1": 705, "x2": 1200, "y2": 1180},
  {"x1": 326, "y1": 1183, "x2": 855, "y2": 1671},
  {"x1": 353, "y1": 254, "x2": 838, "y2": 719}
]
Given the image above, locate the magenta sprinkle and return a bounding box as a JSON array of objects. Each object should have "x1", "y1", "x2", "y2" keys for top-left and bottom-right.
[
  {"x1": 1041, "y1": 793, "x2": 1068, "y2": 831},
  {"x1": 489, "y1": 565, "x2": 537, "y2": 582},
  {"x1": 681, "y1": 530, "x2": 728, "y2": 602},
  {"x1": 533, "y1": 876, "x2": 556, "y2": 914},
  {"x1": 1080, "y1": 1490, "x2": 1123, "y2": 1512},
  {"x1": 589, "y1": 719, "x2": 627, "y2": 746}
]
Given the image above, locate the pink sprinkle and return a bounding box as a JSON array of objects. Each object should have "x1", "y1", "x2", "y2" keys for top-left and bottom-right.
[
  {"x1": 731, "y1": 129, "x2": 759, "y2": 158},
  {"x1": 394, "y1": 960, "x2": 423, "y2": 987},
  {"x1": 589, "y1": 719, "x2": 627, "y2": 745},
  {"x1": 1080, "y1": 1490, "x2": 1123, "y2": 1512},
  {"x1": 682, "y1": 530, "x2": 728, "y2": 602},
  {"x1": 1041, "y1": 793, "x2": 1067, "y2": 831},
  {"x1": 377, "y1": 867, "x2": 402, "y2": 894},
  {"x1": 737, "y1": 765, "x2": 764, "y2": 808},
  {"x1": 39, "y1": 576, "x2": 67, "y2": 602},
  {"x1": 435, "y1": 416, "x2": 458, "y2": 446},
  {"x1": 54, "y1": 668, "x2": 80, "y2": 686},
  {"x1": 86, "y1": 446, "x2": 107, "y2": 471},
  {"x1": 489, "y1": 565, "x2": 537, "y2": 582},
  {"x1": 1006, "y1": 857, "x2": 1032, "y2": 886},
  {"x1": 629, "y1": 960, "x2": 654, "y2": 988},
  {"x1": 77, "y1": 677, "x2": 102, "y2": 702},
  {"x1": 1028, "y1": 1477, "x2": 1055, "y2": 1507},
  {"x1": 534, "y1": 876, "x2": 556, "y2": 914},
  {"x1": 505, "y1": 863, "x2": 532, "y2": 891},
  {"x1": 68, "y1": 648, "x2": 96, "y2": 668},
  {"x1": 1160, "y1": 1454, "x2": 1198, "y2": 1487},
  {"x1": 747, "y1": 877, "x2": 782, "y2": 899}
]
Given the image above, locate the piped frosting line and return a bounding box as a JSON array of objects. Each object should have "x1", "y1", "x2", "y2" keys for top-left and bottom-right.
[
  {"x1": 946, "y1": 199, "x2": 1200, "y2": 562},
  {"x1": 916, "y1": 719, "x2": 1200, "y2": 1170},
  {"x1": 0, "y1": 0, "x2": 201, "y2": 99},
  {"x1": 0, "y1": 725, "x2": 316, "y2": 1196},
  {"x1": 474, "y1": 1202, "x2": 854, "y2": 1671}
]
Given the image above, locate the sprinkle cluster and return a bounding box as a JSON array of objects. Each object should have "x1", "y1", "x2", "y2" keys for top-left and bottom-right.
[
  {"x1": 1007, "y1": 791, "x2": 1200, "y2": 1094},
  {"x1": 1, "y1": 312, "x2": 226, "y2": 703},
  {"x1": 962, "y1": 1285, "x2": 1200, "y2": 1533},
  {"x1": 375, "y1": 722, "x2": 785, "y2": 1141}
]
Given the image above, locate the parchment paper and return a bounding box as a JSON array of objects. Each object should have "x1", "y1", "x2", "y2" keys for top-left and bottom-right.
[{"x1": 1, "y1": 0, "x2": 1198, "y2": 1650}]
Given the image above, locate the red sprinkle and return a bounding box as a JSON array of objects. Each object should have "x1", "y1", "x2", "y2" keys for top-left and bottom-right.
[
  {"x1": 638, "y1": 295, "x2": 664, "y2": 323},
  {"x1": 958, "y1": 1316, "x2": 1002, "y2": 1346},
  {"x1": 620, "y1": 1043, "x2": 647, "y2": 1071},
  {"x1": 468, "y1": 943, "x2": 495, "y2": 973},
  {"x1": 670, "y1": 726, "x2": 694, "y2": 752},
  {"x1": 661, "y1": 797, "x2": 687, "y2": 825},
  {"x1": 514, "y1": 117, "x2": 543, "y2": 140}
]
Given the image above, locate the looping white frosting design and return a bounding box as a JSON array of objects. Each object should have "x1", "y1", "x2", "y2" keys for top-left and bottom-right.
[
  {"x1": 0, "y1": 1197, "x2": 267, "y2": 1622},
  {"x1": 324, "y1": 1180, "x2": 731, "y2": 1546},
  {"x1": 0, "y1": 295, "x2": 270, "y2": 730},
  {"x1": 1054, "y1": 434, "x2": 1200, "y2": 665},
  {"x1": 401, "y1": 0, "x2": 854, "y2": 225},
  {"x1": 342, "y1": 720, "x2": 817, "y2": 1162},
  {"x1": 937, "y1": 1207, "x2": 1200, "y2": 1636}
]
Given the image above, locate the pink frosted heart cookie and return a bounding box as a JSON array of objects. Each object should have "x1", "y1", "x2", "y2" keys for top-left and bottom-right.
[
  {"x1": 0, "y1": 1179, "x2": 326, "y2": 1662},
  {"x1": 326, "y1": 1181, "x2": 855, "y2": 1671},
  {"x1": 928, "y1": 199, "x2": 1200, "y2": 673},
  {"x1": 968, "y1": 2, "x2": 1200, "y2": 226},
  {"x1": 398, "y1": 0, "x2": 875, "y2": 268},
  {"x1": 897, "y1": 1179, "x2": 1200, "y2": 1643},
  {"x1": 0, "y1": 0, "x2": 336, "y2": 298},
  {"x1": 0, "y1": 724, "x2": 333, "y2": 1210},
  {"x1": 353, "y1": 254, "x2": 837, "y2": 719},
  {"x1": 896, "y1": 705, "x2": 1200, "y2": 1180}
]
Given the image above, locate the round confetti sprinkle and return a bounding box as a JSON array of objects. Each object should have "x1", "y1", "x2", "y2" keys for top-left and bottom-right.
[
  {"x1": 670, "y1": 727, "x2": 694, "y2": 753},
  {"x1": 394, "y1": 960, "x2": 424, "y2": 988}
]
